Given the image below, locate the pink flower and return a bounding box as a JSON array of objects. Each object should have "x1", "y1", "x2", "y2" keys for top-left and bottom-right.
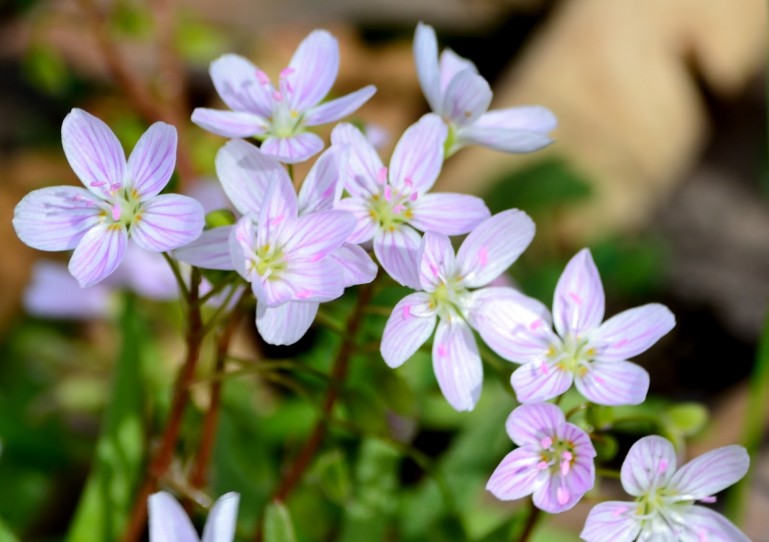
[
  {"x1": 581, "y1": 435, "x2": 750, "y2": 542},
  {"x1": 487, "y1": 403, "x2": 596, "y2": 513},
  {"x1": 192, "y1": 30, "x2": 376, "y2": 164},
  {"x1": 333, "y1": 115, "x2": 490, "y2": 288},
  {"x1": 149, "y1": 491, "x2": 239, "y2": 542},
  {"x1": 413, "y1": 22, "x2": 557, "y2": 156},
  {"x1": 13, "y1": 109, "x2": 205, "y2": 287},
  {"x1": 476, "y1": 248, "x2": 675, "y2": 405},
  {"x1": 380, "y1": 210, "x2": 535, "y2": 411}
]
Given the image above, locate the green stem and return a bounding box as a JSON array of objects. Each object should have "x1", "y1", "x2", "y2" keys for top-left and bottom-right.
[
  {"x1": 162, "y1": 252, "x2": 189, "y2": 300},
  {"x1": 516, "y1": 503, "x2": 542, "y2": 542}
]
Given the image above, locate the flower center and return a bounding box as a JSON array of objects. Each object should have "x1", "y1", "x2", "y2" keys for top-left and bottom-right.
[
  {"x1": 367, "y1": 168, "x2": 419, "y2": 232},
  {"x1": 251, "y1": 243, "x2": 286, "y2": 280},
  {"x1": 93, "y1": 183, "x2": 143, "y2": 230},
  {"x1": 548, "y1": 334, "x2": 596, "y2": 377},
  {"x1": 257, "y1": 67, "x2": 302, "y2": 138}
]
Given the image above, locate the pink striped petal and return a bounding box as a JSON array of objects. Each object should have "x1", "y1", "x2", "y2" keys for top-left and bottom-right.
[
  {"x1": 592, "y1": 304, "x2": 675, "y2": 362},
  {"x1": 458, "y1": 106, "x2": 557, "y2": 153},
  {"x1": 432, "y1": 320, "x2": 483, "y2": 411},
  {"x1": 575, "y1": 360, "x2": 649, "y2": 406},
  {"x1": 413, "y1": 22, "x2": 441, "y2": 112},
  {"x1": 148, "y1": 491, "x2": 199, "y2": 542},
  {"x1": 215, "y1": 139, "x2": 288, "y2": 216},
  {"x1": 257, "y1": 176, "x2": 298, "y2": 248},
  {"x1": 260, "y1": 133, "x2": 324, "y2": 164},
  {"x1": 229, "y1": 217, "x2": 257, "y2": 281},
  {"x1": 335, "y1": 197, "x2": 377, "y2": 243},
  {"x1": 287, "y1": 30, "x2": 339, "y2": 111},
  {"x1": 620, "y1": 436, "x2": 677, "y2": 497},
  {"x1": 486, "y1": 447, "x2": 541, "y2": 501},
  {"x1": 581, "y1": 501, "x2": 641, "y2": 542},
  {"x1": 210, "y1": 54, "x2": 273, "y2": 117},
  {"x1": 131, "y1": 195, "x2": 205, "y2": 252},
  {"x1": 281, "y1": 210, "x2": 355, "y2": 259},
  {"x1": 61, "y1": 109, "x2": 126, "y2": 198},
  {"x1": 256, "y1": 301, "x2": 319, "y2": 346},
  {"x1": 271, "y1": 257, "x2": 344, "y2": 305},
  {"x1": 381, "y1": 292, "x2": 437, "y2": 368},
  {"x1": 174, "y1": 227, "x2": 235, "y2": 270},
  {"x1": 374, "y1": 226, "x2": 422, "y2": 289},
  {"x1": 298, "y1": 147, "x2": 342, "y2": 214},
  {"x1": 670, "y1": 445, "x2": 749, "y2": 500},
  {"x1": 532, "y1": 467, "x2": 587, "y2": 513},
  {"x1": 681, "y1": 506, "x2": 750, "y2": 542},
  {"x1": 418, "y1": 231, "x2": 456, "y2": 291},
  {"x1": 438, "y1": 49, "x2": 477, "y2": 93},
  {"x1": 191, "y1": 108, "x2": 267, "y2": 138},
  {"x1": 331, "y1": 123, "x2": 384, "y2": 197},
  {"x1": 201, "y1": 492, "x2": 239, "y2": 542},
  {"x1": 330, "y1": 243, "x2": 377, "y2": 287},
  {"x1": 553, "y1": 248, "x2": 605, "y2": 338},
  {"x1": 510, "y1": 361, "x2": 572, "y2": 403},
  {"x1": 505, "y1": 402, "x2": 565, "y2": 446},
  {"x1": 13, "y1": 186, "x2": 101, "y2": 251},
  {"x1": 469, "y1": 287, "x2": 555, "y2": 364},
  {"x1": 126, "y1": 122, "x2": 176, "y2": 198},
  {"x1": 389, "y1": 114, "x2": 447, "y2": 193},
  {"x1": 68, "y1": 223, "x2": 128, "y2": 287},
  {"x1": 455, "y1": 209, "x2": 535, "y2": 288},
  {"x1": 410, "y1": 193, "x2": 490, "y2": 236},
  {"x1": 304, "y1": 85, "x2": 376, "y2": 127},
  {"x1": 441, "y1": 69, "x2": 491, "y2": 128}
]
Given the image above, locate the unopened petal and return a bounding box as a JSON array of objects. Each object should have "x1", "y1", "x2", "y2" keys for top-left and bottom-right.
[
  {"x1": 210, "y1": 53, "x2": 273, "y2": 117},
  {"x1": 373, "y1": 226, "x2": 422, "y2": 289},
  {"x1": 592, "y1": 304, "x2": 675, "y2": 362},
  {"x1": 304, "y1": 86, "x2": 376, "y2": 127},
  {"x1": 257, "y1": 301, "x2": 319, "y2": 346},
  {"x1": 69, "y1": 223, "x2": 128, "y2": 287},
  {"x1": 287, "y1": 30, "x2": 339, "y2": 112},
  {"x1": 410, "y1": 193, "x2": 490, "y2": 236},
  {"x1": 174, "y1": 227, "x2": 235, "y2": 270},
  {"x1": 418, "y1": 231, "x2": 456, "y2": 291},
  {"x1": 389, "y1": 114, "x2": 447, "y2": 193},
  {"x1": 191, "y1": 108, "x2": 267, "y2": 138},
  {"x1": 127, "y1": 122, "x2": 177, "y2": 199},
  {"x1": 581, "y1": 501, "x2": 642, "y2": 542},
  {"x1": 553, "y1": 248, "x2": 605, "y2": 338},
  {"x1": 620, "y1": 435, "x2": 677, "y2": 497},
  {"x1": 131, "y1": 194, "x2": 205, "y2": 252},
  {"x1": 670, "y1": 445, "x2": 749, "y2": 500},
  {"x1": 432, "y1": 320, "x2": 483, "y2": 411},
  {"x1": 381, "y1": 292, "x2": 436, "y2": 368},
  {"x1": 260, "y1": 133, "x2": 324, "y2": 164},
  {"x1": 575, "y1": 360, "x2": 649, "y2": 406},
  {"x1": 413, "y1": 22, "x2": 441, "y2": 113},
  {"x1": 201, "y1": 492, "x2": 240, "y2": 542},
  {"x1": 148, "y1": 491, "x2": 199, "y2": 542},
  {"x1": 486, "y1": 448, "x2": 541, "y2": 501}
]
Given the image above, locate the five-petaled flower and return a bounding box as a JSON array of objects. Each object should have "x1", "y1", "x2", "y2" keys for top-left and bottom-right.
[
  {"x1": 476, "y1": 248, "x2": 675, "y2": 406},
  {"x1": 380, "y1": 210, "x2": 534, "y2": 411},
  {"x1": 192, "y1": 30, "x2": 376, "y2": 164},
  {"x1": 581, "y1": 435, "x2": 750, "y2": 542},
  {"x1": 413, "y1": 22, "x2": 557, "y2": 156},
  {"x1": 149, "y1": 491, "x2": 239, "y2": 542},
  {"x1": 487, "y1": 402, "x2": 596, "y2": 513},
  {"x1": 13, "y1": 109, "x2": 205, "y2": 287}
]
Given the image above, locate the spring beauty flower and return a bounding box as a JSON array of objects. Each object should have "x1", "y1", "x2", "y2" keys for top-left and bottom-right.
[
  {"x1": 413, "y1": 22, "x2": 557, "y2": 156},
  {"x1": 380, "y1": 210, "x2": 534, "y2": 411},
  {"x1": 581, "y1": 435, "x2": 750, "y2": 541},
  {"x1": 487, "y1": 403, "x2": 596, "y2": 513},
  {"x1": 13, "y1": 109, "x2": 205, "y2": 287},
  {"x1": 192, "y1": 30, "x2": 376, "y2": 164},
  {"x1": 476, "y1": 248, "x2": 675, "y2": 405},
  {"x1": 149, "y1": 491, "x2": 239, "y2": 542},
  {"x1": 333, "y1": 114, "x2": 490, "y2": 287}
]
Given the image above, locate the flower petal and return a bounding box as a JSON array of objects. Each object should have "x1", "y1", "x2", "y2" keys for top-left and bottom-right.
[
  {"x1": 298, "y1": 147, "x2": 343, "y2": 214},
  {"x1": 432, "y1": 319, "x2": 483, "y2": 411},
  {"x1": 679, "y1": 506, "x2": 751, "y2": 542},
  {"x1": 389, "y1": 113, "x2": 447, "y2": 193},
  {"x1": 287, "y1": 30, "x2": 339, "y2": 112},
  {"x1": 455, "y1": 209, "x2": 535, "y2": 288},
  {"x1": 260, "y1": 133, "x2": 324, "y2": 164},
  {"x1": 148, "y1": 491, "x2": 199, "y2": 542},
  {"x1": 592, "y1": 304, "x2": 675, "y2": 362},
  {"x1": 61, "y1": 108, "x2": 126, "y2": 198},
  {"x1": 13, "y1": 186, "x2": 101, "y2": 251},
  {"x1": 331, "y1": 123, "x2": 384, "y2": 197},
  {"x1": 575, "y1": 360, "x2": 649, "y2": 406},
  {"x1": 69, "y1": 223, "x2": 128, "y2": 287},
  {"x1": 210, "y1": 53, "x2": 273, "y2": 117},
  {"x1": 201, "y1": 492, "x2": 240, "y2": 542},
  {"x1": 469, "y1": 287, "x2": 555, "y2": 364},
  {"x1": 381, "y1": 292, "x2": 437, "y2": 368},
  {"x1": 486, "y1": 447, "x2": 541, "y2": 501},
  {"x1": 410, "y1": 193, "x2": 490, "y2": 236},
  {"x1": 418, "y1": 231, "x2": 456, "y2": 291},
  {"x1": 580, "y1": 501, "x2": 642, "y2": 542},
  {"x1": 256, "y1": 301, "x2": 319, "y2": 346},
  {"x1": 191, "y1": 108, "x2": 267, "y2": 138},
  {"x1": 173, "y1": 227, "x2": 235, "y2": 270},
  {"x1": 532, "y1": 468, "x2": 590, "y2": 513},
  {"x1": 620, "y1": 435, "x2": 677, "y2": 497},
  {"x1": 438, "y1": 48, "x2": 477, "y2": 92},
  {"x1": 229, "y1": 217, "x2": 257, "y2": 281},
  {"x1": 457, "y1": 106, "x2": 557, "y2": 153},
  {"x1": 413, "y1": 22, "x2": 441, "y2": 113},
  {"x1": 670, "y1": 445, "x2": 749, "y2": 500},
  {"x1": 330, "y1": 243, "x2": 377, "y2": 287},
  {"x1": 510, "y1": 361, "x2": 573, "y2": 403},
  {"x1": 441, "y1": 69, "x2": 491, "y2": 127},
  {"x1": 131, "y1": 194, "x2": 205, "y2": 252},
  {"x1": 506, "y1": 403, "x2": 562, "y2": 445},
  {"x1": 373, "y1": 225, "x2": 422, "y2": 289},
  {"x1": 553, "y1": 248, "x2": 605, "y2": 338},
  {"x1": 257, "y1": 176, "x2": 298, "y2": 248},
  {"x1": 281, "y1": 210, "x2": 355, "y2": 260},
  {"x1": 270, "y1": 257, "x2": 345, "y2": 305},
  {"x1": 304, "y1": 85, "x2": 377, "y2": 127},
  {"x1": 126, "y1": 122, "x2": 177, "y2": 198},
  {"x1": 335, "y1": 197, "x2": 377, "y2": 243},
  {"x1": 24, "y1": 261, "x2": 111, "y2": 319}
]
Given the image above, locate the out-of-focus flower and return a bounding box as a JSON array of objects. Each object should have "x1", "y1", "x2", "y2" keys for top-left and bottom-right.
[
  {"x1": 333, "y1": 115, "x2": 489, "y2": 288},
  {"x1": 192, "y1": 30, "x2": 376, "y2": 164},
  {"x1": 149, "y1": 491, "x2": 239, "y2": 542},
  {"x1": 13, "y1": 109, "x2": 205, "y2": 287},
  {"x1": 380, "y1": 210, "x2": 534, "y2": 411},
  {"x1": 487, "y1": 403, "x2": 596, "y2": 513},
  {"x1": 477, "y1": 248, "x2": 675, "y2": 406},
  {"x1": 24, "y1": 260, "x2": 113, "y2": 319},
  {"x1": 413, "y1": 22, "x2": 557, "y2": 156},
  {"x1": 581, "y1": 435, "x2": 750, "y2": 542}
]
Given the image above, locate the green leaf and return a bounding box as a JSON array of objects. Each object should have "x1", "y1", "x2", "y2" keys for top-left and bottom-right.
[
  {"x1": 263, "y1": 501, "x2": 298, "y2": 542},
  {"x1": 664, "y1": 403, "x2": 708, "y2": 436},
  {"x1": 311, "y1": 449, "x2": 352, "y2": 505},
  {"x1": 0, "y1": 517, "x2": 20, "y2": 542},
  {"x1": 23, "y1": 44, "x2": 69, "y2": 94}
]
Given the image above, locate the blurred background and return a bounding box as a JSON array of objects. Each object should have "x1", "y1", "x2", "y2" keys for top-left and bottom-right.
[{"x1": 0, "y1": 0, "x2": 767, "y2": 540}]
